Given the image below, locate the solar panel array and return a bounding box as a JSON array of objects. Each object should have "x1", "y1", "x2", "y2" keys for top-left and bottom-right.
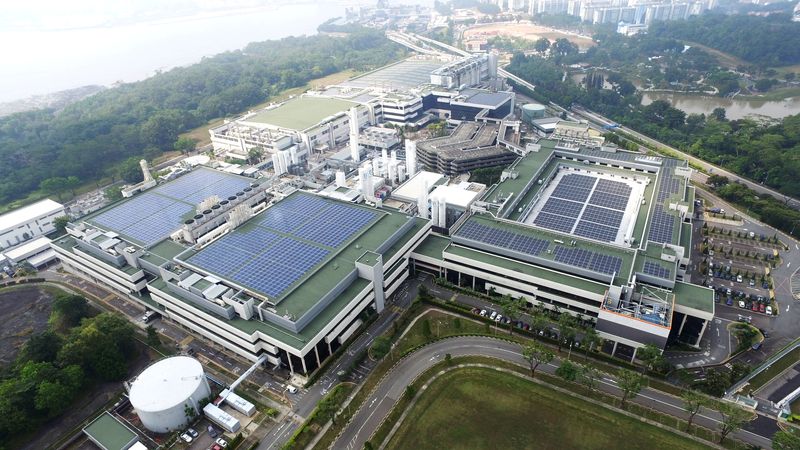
[
  {"x1": 642, "y1": 261, "x2": 672, "y2": 279},
  {"x1": 532, "y1": 173, "x2": 634, "y2": 243},
  {"x1": 647, "y1": 160, "x2": 681, "y2": 244},
  {"x1": 92, "y1": 192, "x2": 194, "y2": 246},
  {"x1": 185, "y1": 193, "x2": 380, "y2": 298},
  {"x1": 90, "y1": 168, "x2": 252, "y2": 246},
  {"x1": 457, "y1": 220, "x2": 549, "y2": 257},
  {"x1": 553, "y1": 246, "x2": 623, "y2": 276}
]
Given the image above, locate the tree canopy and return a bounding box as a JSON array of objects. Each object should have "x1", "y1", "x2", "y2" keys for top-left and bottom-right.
[{"x1": 0, "y1": 30, "x2": 405, "y2": 207}]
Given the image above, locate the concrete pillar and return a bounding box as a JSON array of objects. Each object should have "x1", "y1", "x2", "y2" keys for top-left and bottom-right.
[
  {"x1": 287, "y1": 353, "x2": 295, "y2": 374},
  {"x1": 611, "y1": 341, "x2": 618, "y2": 357},
  {"x1": 631, "y1": 346, "x2": 638, "y2": 363},
  {"x1": 472, "y1": 276, "x2": 476, "y2": 290},
  {"x1": 314, "y1": 345, "x2": 321, "y2": 368},
  {"x1": 677, "y1": 313, "x2": 688, "y2": 335},
  {"x1": 327, "y1": 341, "x2": 333, "y2": 356},
  {"x1": 301, "y1": 357, "x2": 308, "y2": 374},
  {"x1": 695, "y1": 319, "x2": 708, "y2": 346},
  {"x1": 458, "y1": 271, "x2": 462, "y2": 287}
]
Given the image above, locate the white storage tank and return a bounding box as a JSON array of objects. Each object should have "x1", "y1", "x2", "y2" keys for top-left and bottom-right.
[{"x1": 129, "y1": 356, "x2": 211, "y2": 433}]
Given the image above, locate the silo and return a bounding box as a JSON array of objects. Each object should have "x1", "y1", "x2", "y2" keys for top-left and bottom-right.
[
  {"x1": 129, "y1": 356, "x2": 211, "y2": 433},
  {"x1": 521, "y1": 103, "x2": 547, "y2": 124}
]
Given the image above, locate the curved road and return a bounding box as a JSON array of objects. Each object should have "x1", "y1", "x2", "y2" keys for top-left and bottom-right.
[{"x1": 334, "y1": 336, "x2": 775, "y2": 450}]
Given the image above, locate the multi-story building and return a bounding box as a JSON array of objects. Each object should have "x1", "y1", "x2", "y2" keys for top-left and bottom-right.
[
  {"x1": 0, "y1": 199, "x2": 65, "y2": 251},
  {"x1": 52, "y1": 167, "x2": 430, "y2": 374},
  {"x1": 410, "y1": 139, "x2": 714, "y2": 360}
]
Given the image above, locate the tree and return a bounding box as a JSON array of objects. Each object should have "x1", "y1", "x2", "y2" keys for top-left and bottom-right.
[
  {"x1": 50, "y1": 294, "x2": 89, "y2": 329},
  {"x1": 580, "y1": 364, "x2": 600, "y2": 392},
  {"x1": 522, "y1": 342, "x2": 554, "y2": 378},
  {"x1": 247, "y1": 147, "x2": 264, "y2": 165},
  {"x1": 65, "y1": 176, "x2": 80, "y2": 196},
  {"x1": 53, "y1": 216, "x2": 70, "y2": 235},
  {"x1": 636, "y1": 344, "x2": 664, "y2": 374},
  {"x1": 39, "y1": 177, "x2": 68, "y2": 201},
  {"x1": 680, "y1": 390, "x2": 706, "y2": 431},
  {"x1": 534, "y1": 37, "x2": 550, "y2": 54},
  {"x1": 617, "y1": 369, "x2": 643, "y2": 407},
  {"x1": 404, "y1": 385, "x2": 416, "y2": 399},
  {"x1": 531, "y1": 312, "x2": 548, "y2": 338},
  {"x1": 58, "y1": 313, "x2": 137, "y2": 381},
  {"x1": 146, "y1": 325, "x2": 161, "y2": 347},
  {"x1": 501, "y1": 295, "x2": 524, "y2": 335},
  {"x1": 444, "y1": 353, "x2": 452, "y2": 366},
  {"x1": 20, "y1": 331, "x2": 63, "y2": 363},
  {"x1": 417, "y1": 284, "x2": 431, "y2": 301},
  {"x1": 317, "y1": 394, "x2": 339, "y2": 425},
  {"x1": 117, "y1": 157, "x2": 144, "y2": 184},
  {"x1": 582, "y1": 328, "x2": 600, "y2": 361},
  {"x1": 717, "y1": 403, "x2": 751, "y2": 444},
  {"x1": 556, "y1": 360, "x2": 578, "y2": 382},
  {"x1": 552, "y1": 38, "x2": 578, "y2": 56},
  {"x1": 104, "y1": 186, "x2": 123, "y2": 202},
  {"x1": 174, "y1": 136, "x2": 198, "y2": 154},
  {"x1": 773, "y1": 428, "x2": 800, "y2": 449},
  {"x1": 557, "y1": 313, "x2": 577, "y2": 351},
  {"x1": 706, "y1": 174, "x2": 730, "y2": 188},
  {"x1": 370, "y1": 336, "x2": 391, "y2": 359},
  {"x1": 34, "y1": 380, "x2": 74, "y2": 417}
]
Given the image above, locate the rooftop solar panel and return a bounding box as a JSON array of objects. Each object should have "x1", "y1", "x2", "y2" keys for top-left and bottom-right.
[
  {"x1": 533, "y1": 212, "x2": 576, "y2": 234},
  {"x1": 588, "y1": 191, "x2": 629, "y2": 211},
  {"x1": 573, "y1": 220, "x2": 619, "y2": 242},
  {"x1": 642, "y1": 261, "x2": 672, "y2": 279},
  {"x1": 455, "y1": 220, "x2": 549, "y2": 258},
  {"x1": 551, "y1": 184, "x2": 592, "y2": 203},
  {"x1": 553, "y1": 246, "x2": 622, "y2": 276},
  {"x1": 559, "y1": 173, "x2": 597, "y2": 189},
  {"x1": 580, "y1": 205, "x2": 624, "y2": 228},
  {"x1": 540, "y1": 197, "x2": 584, "y2": 218}
]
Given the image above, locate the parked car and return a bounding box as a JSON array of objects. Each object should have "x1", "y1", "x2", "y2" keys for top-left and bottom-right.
[
  {"x1": 523, "y1": 323, "x2": 530, "y2": 331},
  {"x1": 738, "y1": 300, "x2": 746, "y2": 309},
  {"x1": 766, "y1": 306, "x2": 773, "y2": 315},
  {"x1": 287, "y1": 385, "x2": 298, "y2": 394},
  {"x1": 208, "y1": 425, "x2": 219, "y2": 438},
  {"x1": 179, "y1": 433, "x2": 192, "y2": 443},
  {"x1": 759, "y1": 303, "x2": 766, "y2": 313},
  {"x1": 751, "y1": 303, "x2": 758, "y2": 312},
  {"x1": 495, "y1": 314, "x2": 503, "y2": 323},
  {"x1": 752, "y1": 342, "x2": 762, "y2": 351},
  {"x1": 726, "y1": 297, "x2": 733, "y2": 306},
  {"x1": 749, "y1": 279, "x2": 755, "y2": 287},
  {"x1": 480, "y1": 309, "x2": 487, "y2": 317},
  {"x1": 211, "y1": 445, "x2": 222, "y2": 450},
  {"x1": 186, "y1": 428, "x2": 198, "y2": 438},
  {"x1": 736, "y1": 274, "x2": 743, "y2": 283},
  {"x1": 216, "y1": 438, "x2": 228, "y2": 448},
  {"x1": 489, "y1": 311, "x2": 497, "y2": 320},
  {"x1": 762, "y1": 282, "x2": 770, "y2": 289}
]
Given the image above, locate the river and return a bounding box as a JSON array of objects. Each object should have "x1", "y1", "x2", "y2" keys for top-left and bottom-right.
[
  {"x1": 641, "y1": 92, "x2": 800, "y2": 120},
  {"x1": 570, "y1": 72, "x2": 800, "y2": 120}
]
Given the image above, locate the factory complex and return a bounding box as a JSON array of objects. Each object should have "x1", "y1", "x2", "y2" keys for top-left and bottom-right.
[{"x1": 50, "y1": 51, "x2": 713, "y2": 381}]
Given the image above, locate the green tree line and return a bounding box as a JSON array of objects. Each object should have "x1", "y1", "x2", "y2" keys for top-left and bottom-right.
[
  {"x1": 0, "y1": 29, "x2": 405, "y2": 207},
  {"x1": 0, "y1": 293, "x2": 137, "y2": 440}
]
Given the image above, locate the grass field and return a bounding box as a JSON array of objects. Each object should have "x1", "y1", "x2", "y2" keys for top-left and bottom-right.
[{"x1": 385, "y1": 367, "x2": 710, "y2": 450}]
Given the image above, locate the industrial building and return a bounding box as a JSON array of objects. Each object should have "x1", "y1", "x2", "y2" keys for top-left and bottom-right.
[
  {"x1": 53, "y1": 165, "x2": 430, "y2": 375},
  {"x1": 0, "y1": 199, "x2": 64, "y2": 251},
  {"x1": 411, "y1": 139, "x2": 714, "y2": 359},
  {"x1": 415, "y1": 122, "x2": 517, "y2": 175}
]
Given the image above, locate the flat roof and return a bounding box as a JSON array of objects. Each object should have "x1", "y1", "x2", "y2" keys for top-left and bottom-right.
[
  {"x1": 83, "y1": 412, "x2": 138, "y2": 450},
  {"x1": 342, "y1": 58, "x2": 445, "y2": 90},
  {"x1": 3, "y1": 236, "x2": 52, "y2": 260},
  {"x1": 412, "y1": 233, "x2": 451, "y2": 260},
  {"x1": 392, "y1": 171, "x2": 446, "y2": 202},
  {"x1": 0, "y1": 199, "x2": 63, "y2": 234},
  {"x1": 246, "y1": 96, "x2": 356, "y2": 131},
  {"x1": 673, "y1": 281, "x2": 715, "y2": 313},
  {"x1": 430, "y1": 184, "x2": 481, "y2": 209}
]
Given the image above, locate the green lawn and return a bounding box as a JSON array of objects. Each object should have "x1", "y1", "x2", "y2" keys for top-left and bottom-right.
[
  {"x1": 386, "y1": 368, "x2": 710, "y2": 450},
  {"x1": 749, "y1": 347, "x2": 800, "y2": 392}
]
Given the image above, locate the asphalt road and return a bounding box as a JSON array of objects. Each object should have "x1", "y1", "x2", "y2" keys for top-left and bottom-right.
[
  {"x1": 258, "y1": 277, "x2": 422, "y2": 450},
  {"x1": 334, "y1": 335, "x2": 775, "y2": 450}
]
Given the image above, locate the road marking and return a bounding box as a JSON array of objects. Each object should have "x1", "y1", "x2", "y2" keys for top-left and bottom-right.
[{"x1": 787, "y1": 304, "x2": 791, "y2": 313}]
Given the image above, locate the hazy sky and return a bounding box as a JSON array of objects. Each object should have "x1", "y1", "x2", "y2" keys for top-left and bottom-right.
[{"x1": 0, "y1": 0, "x2": 357, "y2": 101}]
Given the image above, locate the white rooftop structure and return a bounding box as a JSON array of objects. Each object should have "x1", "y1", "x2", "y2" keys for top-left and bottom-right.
[
  {"x1": 392, "y1": 170, "x2": 445, "y2": 203},
  {"x1": 0, "y1": 199, "x2": 63, "y2": 235},
  {"x1": 429, "y1": 183, "x2": 485, "y2": 209}
]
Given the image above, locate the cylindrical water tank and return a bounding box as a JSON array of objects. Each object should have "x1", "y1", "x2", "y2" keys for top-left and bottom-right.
[
  {"x1": 521, "y1": 103, "x2": 547, "y2": 123},
  {"x1": 129, "y1": 356, "x2": 211, "y2": 433}
]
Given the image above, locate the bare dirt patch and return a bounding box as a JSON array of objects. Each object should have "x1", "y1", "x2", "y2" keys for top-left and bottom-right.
[
  {"x1": 463, "y1": 22, "x2": 596, "y2": 50},
  {"x1": 0, "y1": 285, "x2": 56, "y2": 365}
]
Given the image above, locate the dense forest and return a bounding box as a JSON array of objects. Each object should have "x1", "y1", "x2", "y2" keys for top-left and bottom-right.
[
  {"x1": 649, "y1": 14, "x2": 800, "y2": 66},
  {"x1": 0, "y1": 29, "x2": 405, "y2": 208}
]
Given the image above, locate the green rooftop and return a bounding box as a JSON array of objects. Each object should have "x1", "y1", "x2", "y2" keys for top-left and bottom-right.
[
  {"x1": 247, "y1": 96, "x2": 356, "y2": 131},
  {"x1": 83, "y1": 412, "x2": 137, "y2": 450},
  {"x1": 483, "y1": 147, "x2": 554, "y2": 206},
  {"x1": 413, "y1": 234, "x2": 451, "y2": 261},
  {"x1": 673, "y1": 281, "x2": 715, "y2": 314}
]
